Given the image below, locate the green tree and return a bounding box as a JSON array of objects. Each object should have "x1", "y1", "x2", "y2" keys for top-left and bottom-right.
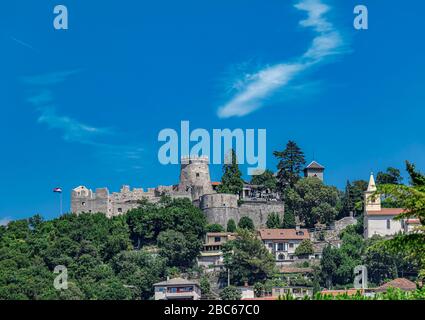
[
  {"x1": 205, "y1": 224, "x2": 224, "y2": 233},
  {"x1": 222, "y1": 229, "x2": 276, "y2": 285},
  {"x1": 266, "y1": 213, "x2": 281, "y2": 229},
  {"x1": 285, "y1": 178, "x2": 340, "y2": 228},
  {"x1": 319, "y1": 227, "x2": 365, "y2": 288},
  {"x1": 376, "y1": 167, "x2": 403, "y2": 185},
  {"x1": 339, "y1": 180, "x2": 355, "y2": 218},
  {"x1": 274, "y1": 141, "x2": 306, "y2": 192},
  {"x1": 200, "y1": 276, "x2": 211, "y2": 296},
  {"x1": 250, "y1": 169, "x2": 277, "y2": 192},
  {"x1": 219, "y1": 286, "x2": 242, "y2": 300},
  {"x1": 295, "y1": 239, "x2": 314, "y2": 257},
  {"x1": 226, "y1": 219, "x2": 237, "y2": 233},
  {"x1": 282, "y1": 210, "x2": 296, "y2": 228},
  {"x1": 363, "y1": 238, "x2": 418, "y2": 286},
  {"x1": 157, "y1": 230, "x2": 202, "y2": 269},
  {"x1": 238, "y1": 217, "x2": 254, "y2": 231},
  {"x1": 217, "y1": 149, "x2": 244, "y2": 195}
]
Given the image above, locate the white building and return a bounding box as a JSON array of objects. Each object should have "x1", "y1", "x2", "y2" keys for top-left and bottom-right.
[
  {"x1": 258, "y1": 228, "x2": 310, "y2": 264},
  {"x1": 153, "y1": 278, "x2": 201, "y2": 300},
  {"x1": 363, "y1": 173, "x2": 420, "y2": 238},
  {"x1": 197, "y1": 232, "x2": 235, "y2": 270}
]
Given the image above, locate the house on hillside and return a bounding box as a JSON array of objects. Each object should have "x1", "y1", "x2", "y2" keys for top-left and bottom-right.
[
  {"x1": 197, "y1": 232, "x2": 236, "y2": 270},
  {"x1": 258, "y1": 227, "x2": 311, "y2": 264},
  {"x1": 153, "y1": 278, "x2": 201, "y2": 300}
]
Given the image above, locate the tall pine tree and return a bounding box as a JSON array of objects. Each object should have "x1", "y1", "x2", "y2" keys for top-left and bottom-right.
[
  {"x1": 217, "y1": 149, "x2": 244, "y2": 195},
  {"x1": 273, "y1": 141, "x2": 306, "y2": 192}
]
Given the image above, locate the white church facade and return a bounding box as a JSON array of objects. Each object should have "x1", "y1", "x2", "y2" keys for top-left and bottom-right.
[{"x1": 363, "y1": 173, "x2": 420, "y2": 238}]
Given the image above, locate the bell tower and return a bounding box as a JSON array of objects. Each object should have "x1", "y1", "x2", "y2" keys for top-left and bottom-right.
[{"x1": 364, "y1": 172, "x2": 381, "y2": 212}]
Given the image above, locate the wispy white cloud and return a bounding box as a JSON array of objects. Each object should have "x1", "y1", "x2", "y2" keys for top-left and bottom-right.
[
  {"x1": 217, "y1": 0, "x2": 347, "y2": 118},
  {"x1": 37, "y1": 106, "x2": 112, "y2": 143},
  {"x1": 21, "y1": 70, "x2": 82, "y2": 86},
  {"x1": 23, "y1": 70, "x2": 112, "y2": 143},
  {"x1": 9, "y1": 36, "x2": 39, "y2": 53},
  {"x1": 22, "y1": 71, "x2": 144, "y2": 164}
]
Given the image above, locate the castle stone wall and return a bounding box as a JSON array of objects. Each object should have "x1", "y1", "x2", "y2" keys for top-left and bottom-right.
[
  {"x1": 200, "y1": 194, "x2": 285, "y2": 228},
  {"x1": 238, "y1": 201, "x2": 285, "y2": 228}
]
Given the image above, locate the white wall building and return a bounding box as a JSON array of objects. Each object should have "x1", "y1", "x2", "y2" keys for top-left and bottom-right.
[
  {"x1": 153, "y1": 278, "x2": 201, "y2": 300},
  {"x1": 363, "y1": 173, "x2": 420, "y2": 238},
  {"x1": 258, "y1": 228, "x2": 310, "y2": 264}
]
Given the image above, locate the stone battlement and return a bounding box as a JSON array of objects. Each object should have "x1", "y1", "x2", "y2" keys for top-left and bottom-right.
[{"x1": 71, "y1": 155, "x2": 284, "y2": 228}]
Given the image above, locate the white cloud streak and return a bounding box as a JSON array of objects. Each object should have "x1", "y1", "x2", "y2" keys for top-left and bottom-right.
[
  {"x1": 22, "y1": 71, "x2": 144, "y2": 164},
  {"x1": 217, "y1": 0, "x2": 347, "y2": 118},
  {"x1": 37, "y1": 106, "x2": 112, "y2": 143}
]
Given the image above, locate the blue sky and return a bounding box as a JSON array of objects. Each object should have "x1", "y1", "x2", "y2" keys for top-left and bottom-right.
[{"x1": 1, "y1": 0, "x2": 424, "y2": 222}]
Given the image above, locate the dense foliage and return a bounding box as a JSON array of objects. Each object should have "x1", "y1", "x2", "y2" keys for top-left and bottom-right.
[
  {"x1": 222, "y1": 229, "x2": 276, "y2": 286},
  {"x1": 318, "y1": 225, "x2": 419, "y2": 289},
  {"x1": 250, "y1": 169, "x2": 277, "y2": 192},
  {"x1": 274, "y1": 140, "x2": 306, "y2": 191},
  {"x1": 285, "y1": 177, "x2": 341, "y2": 227},
  {"x1": 266, "y1": 213, "x2": 281, "y2": 229},
  {"x1": 217, "y1": 149, "x2": 244, "y2": 195},
  {"x1": 0, "y1": 198, "x2": 206, "y2": 300},
  {"x1": 238, "y1": 216, "x2": 255, "y2": 231}
]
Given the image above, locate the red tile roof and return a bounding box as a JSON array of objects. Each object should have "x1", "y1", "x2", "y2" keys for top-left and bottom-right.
[
  {"x1": 374, "y1": 278, "x2": 417, "y2": 292},
  {"x1": 258, "y1": 228, "x2": 310, "y2": 240},
  {"x1": 406, "y1": 219, "x2": 420, "y2": 224},
  {"x1": 211, "y1": 181, "x2": 221, "y2": 186},
  {"x1": 366, "y1": 208, "x2": 406, "y2": 216}
]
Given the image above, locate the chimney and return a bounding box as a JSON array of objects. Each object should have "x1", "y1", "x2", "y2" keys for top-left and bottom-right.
[
  {"x1": 244, "y1": 281, "x2": 249, "y2": 287},
  {"x1": 295, "y1": 224, "x2": 300, "y2": 231}
]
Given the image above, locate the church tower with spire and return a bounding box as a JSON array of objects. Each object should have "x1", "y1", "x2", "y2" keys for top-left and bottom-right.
[{"x1": 364, "y1": 172, "x2": 381, "y2": 212}]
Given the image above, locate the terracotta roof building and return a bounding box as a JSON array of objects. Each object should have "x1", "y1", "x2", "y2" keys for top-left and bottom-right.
[
  {"x1": 258, "y1": 228, "x2": 311, "y2": 264},
  {"x1": 374, "y1": 278, "x2": 417, "y2": 292}
]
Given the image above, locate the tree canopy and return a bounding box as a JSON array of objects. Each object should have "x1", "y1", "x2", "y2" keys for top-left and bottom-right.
[
  {"x1": 274, "y1": 141, "x2": 306, "y2": 192},
  {"x1": 285, "y1": 177, "x2": 340, "y2": 228},
  {"x1": 222, "y1": 229, "x2": 276, "y2": 286},
  {"x1": 0, "y1": 198, "x2": 206, "y2": 300},
  {"x1": 217, "y1": 149, "x2": 244, "y2": 195}
]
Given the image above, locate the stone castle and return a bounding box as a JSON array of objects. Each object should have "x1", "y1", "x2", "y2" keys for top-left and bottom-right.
[{"x1": 71, "y1": 156, "x2": 284, "y2": 228}]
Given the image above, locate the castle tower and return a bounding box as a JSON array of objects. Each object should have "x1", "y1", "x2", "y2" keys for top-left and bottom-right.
[
  {"x1": 364, "y1": 172, "x2": 381, "y2": 212},
  {"x1": 178, "y1": 156, "x2": 214, "y2": 200},
  {"x1": 304, "y1": 161, "x2": 325, "y2": 181}
]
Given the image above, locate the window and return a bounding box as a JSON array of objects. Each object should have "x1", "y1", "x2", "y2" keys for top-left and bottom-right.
[
  {"x1": 196, "y1": 173, "x2": 200, "y2": 177},
  {"x1": 277, "y1": 243, "x2": 284, "y2": 251},
  {"x1": 289, "y1": 243, "x2": 294, "y2": 248},
  {"x1": 81, "y1": 202, "x2": 86, "y2": 206},
  {"x1": 214, "y1": 237, "x2": 221, "y2": 243},
  {"x1": 387, "y1": 219, "x2": 391, "y2": 229},
  {"x1": 118, "y1": 208, "x2": 122, "y2": 213},
  {"x1": 268, "y1": 243, "x2": 273, "y2": 248},
  {"x1": 278, "y1": 254, "x2": 284, "y2": 260}
]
